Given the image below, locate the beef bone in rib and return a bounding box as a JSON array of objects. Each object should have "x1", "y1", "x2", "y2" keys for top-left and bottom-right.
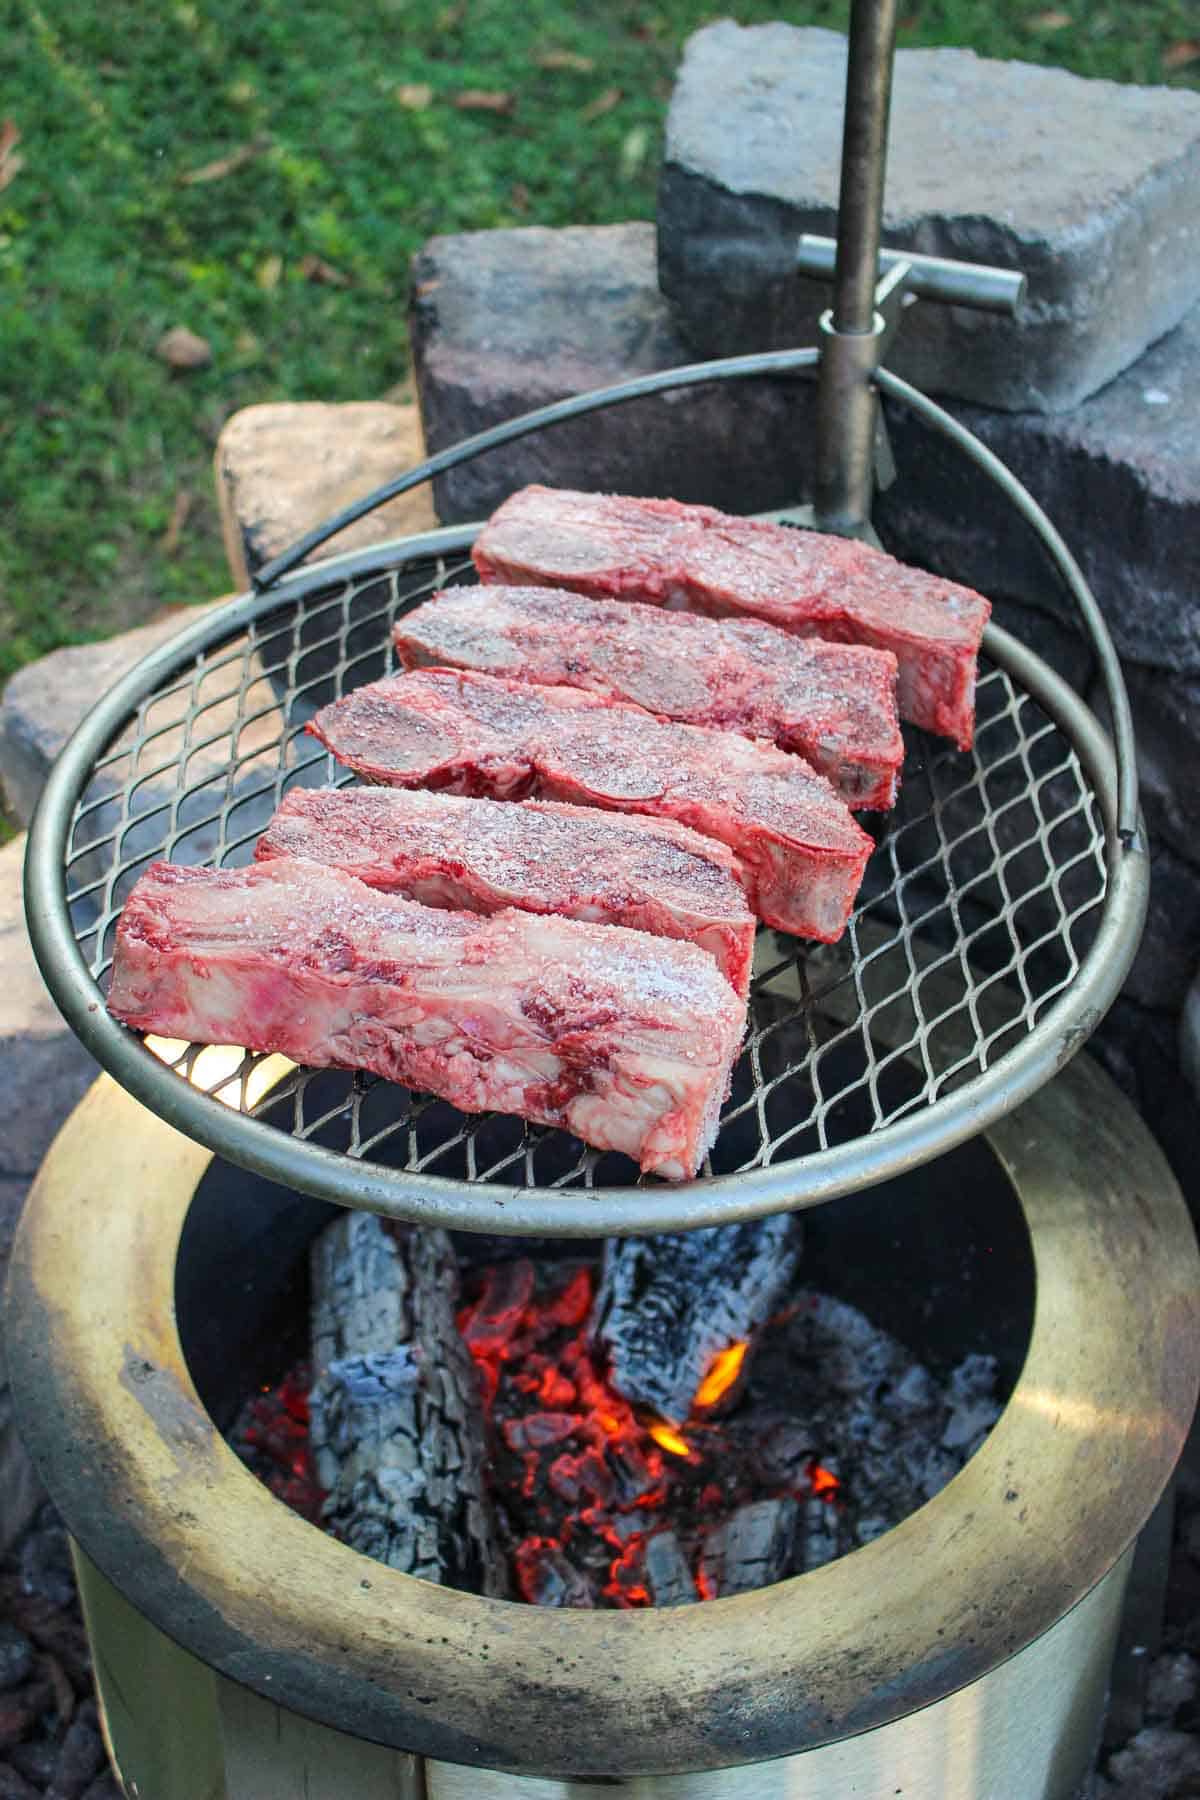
[
  {"x1": 306, "y1": 669, "x2": 874, "y2": 943},
  {"x1": 106, "y1": 857, "x2": 745, "y2": 1180},
  {"x1": 256, "y1": 785, "x2": 757, "y2": 997},
  {"x1": 471, "y1": 485, "x2": 990, "y2": 751},
  {"x1": 393, "y1": 585, "x2": 903, "y2": 810}
]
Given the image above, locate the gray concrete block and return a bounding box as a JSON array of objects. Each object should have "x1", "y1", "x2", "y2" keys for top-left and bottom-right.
[
  {"x1": 411, "y1": 216, "x2": 1200, "y2": 678},
  {"x1": 214, "y1": 401, "x2": 437, "y2": 586},
  {"x1": 0, "y1": 836, "x2": 94, "y2": 1183},
  {"x1": 658, "y1": 23, "x2": 1200, "y2": 413},
  {"x1": 876, "y1": 304, "x2": 1200, "y2": 677},
  {"x1": 0, "y1": 604, "x2": 227, "y2": 828},
  {"x1": 410, "y1": 222, "x2": 814, "y2": 523}
]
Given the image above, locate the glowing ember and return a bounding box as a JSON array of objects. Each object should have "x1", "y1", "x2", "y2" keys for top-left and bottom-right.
[
  {"x1": 229, "y1": 1266, "x2": 1002, "y2": 1612},
  {"x1": 647, "y1": 1419, "x2": 693, "y2": 1459},
  {"x1": 694, "y1": 1340, "x2": 748, "y2": 1409},
  {"x1": 810, "y1": 1462, "x2": 840, "y2": 1500}
]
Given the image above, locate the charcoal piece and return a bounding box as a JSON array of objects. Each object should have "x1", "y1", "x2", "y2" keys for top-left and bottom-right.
[
  {"x1": 643, "y1": 1532, "x2": 698, "y2": 1608},
  {"x1": 589, "y1": 1214, "x2": 801, "y2": 1425},
  {"x1": 515, "y1": 1542, "x2": 594, "y2": 1609},
  {"x1": 699, "y1": 1498, "x2": 798, "y2": 1598},
  {"x1": 309, "y1": 1213, "x2": 508, "y2": 1595},
  {"x1": 0, "y1": 1629, "x2": 32, "y2": 1696},
  {"x1": 46, "y1": 1701, "x2": 105, "y2": 1800},
  {"x1": 796, "y1": 1496, "x2": 841, "y2": 1573}
]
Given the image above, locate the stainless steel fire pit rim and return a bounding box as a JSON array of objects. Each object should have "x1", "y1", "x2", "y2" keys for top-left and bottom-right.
[{"x1": 6, "y1": 1039, "x2": 1197, "y2": 1779}]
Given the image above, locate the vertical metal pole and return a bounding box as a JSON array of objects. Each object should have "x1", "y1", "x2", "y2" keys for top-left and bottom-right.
[{"x1": 813, "y1": 0, "x2": 900, "y2": 536}]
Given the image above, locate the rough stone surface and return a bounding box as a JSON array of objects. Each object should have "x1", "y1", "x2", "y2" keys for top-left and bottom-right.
[
  {"x1": 411, "y1": 222, "x2": 1200, "y2": 680},
  {"x1": 658, "y1": 23, "x2": 1200, "y2": 413},
  {"x1": 877, "y1": 304, "x2": 1200, "y2": 678},
  {"x1": 0, "y1": 604, "x2": 223, "y2": 828},
  {"x1": 0, "y1": 604, "x2": 290, "y2": 901},
  {"x1": 410, "y1": 222, "x2": 812, "y2": 524},
  {"x1": 214, "y1": 401, "x2": 438, "y2": 585},
  {"x1": 0, "y1": 839, "x2": 93, "y2": 1187}
]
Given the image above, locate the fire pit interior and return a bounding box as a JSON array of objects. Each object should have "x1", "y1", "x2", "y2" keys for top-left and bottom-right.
[{"x1": 184, "y1": 1111, "x2": 1033, "y2": 1613}]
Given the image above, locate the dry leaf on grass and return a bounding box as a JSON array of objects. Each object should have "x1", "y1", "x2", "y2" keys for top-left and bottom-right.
[
  {"x1": 395, "y1": 82, "x2": 433, "y2": 109},
  {"x1": 298, "y1": 253, "x2": 352, "y2": 287},
  {"x1": 536, "y1": 49, "x2": 595, "y2": 72},
  {"x1": 161, "y1": 491, "x2": 193, "y2": 557},
  {"x1": 454, "y1": 89, "x2": 515, "y2": 113},
  {"x1": 1026, "y1": 10, "x2": 1071, "y2": 30},
  {"x1": 156, "y1": 326, "x2": 212, "y2": 371},
  {"x1": 581, "y1": 86, "x2": 622, "y2": 122},
  {"x1": 256, "y1": 253, "x2": 283, "y2": 291},
  {"x1": 0, "y1": 120, "x2": 23, "y2": 193},
  {"x1": 179, "y1": 137, "x2": 268, "y2": 185},
  {"x1": 1163, "y1": 39, "x2": 1200, "y2": 70}
]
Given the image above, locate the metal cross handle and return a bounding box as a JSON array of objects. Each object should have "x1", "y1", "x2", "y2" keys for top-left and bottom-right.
[{"x1": 808, "y1": 0, "x2": 1027, "y2": 538}]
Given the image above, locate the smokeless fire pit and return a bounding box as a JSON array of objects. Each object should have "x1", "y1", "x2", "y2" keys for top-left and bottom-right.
[
  {"x1": 9, "y1": 0, "x2": 1198, "y2": 1793},
  {"x1": 8, "y1": 952, "x2": 1197, "y2": 1798}
]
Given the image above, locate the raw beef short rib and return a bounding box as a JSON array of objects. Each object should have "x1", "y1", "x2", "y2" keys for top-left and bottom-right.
[
  {"x1": 256, "y1": 786, "x2": 757, "y2": 997},
  {"x1": 107, "y1": 858, "x2": 746, "y2": 1181},
  {"x1": 306, "y1": 670, "x2": 875, "y2": 942},
  {"x1": 393, "y1": 586, "x2": 903, "y2": 809},
  {"x1": 472, "y1": 485, "x2": 990, "y2": 750}
]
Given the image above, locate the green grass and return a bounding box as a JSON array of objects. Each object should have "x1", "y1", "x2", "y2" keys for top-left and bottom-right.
[{"x1": 2, "y1": 0, "x2": 1197, "y2": 684}]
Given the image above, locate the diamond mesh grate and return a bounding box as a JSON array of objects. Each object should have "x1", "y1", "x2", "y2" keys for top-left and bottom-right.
[{"x1": 59, "y1": 547, "x2": 1108, "y2": 1198}]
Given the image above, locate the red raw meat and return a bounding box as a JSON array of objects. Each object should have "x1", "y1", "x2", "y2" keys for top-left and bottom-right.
[
  {"x1": 107, "y1": 858, "x2": 746, "y2": 1181},
  {"x1": 256, "y1": 786, "x2": 757, "y2": 997},
  {"x1": 471, "y1": 485, "x2": 990, "y2": 750},
  {"x1": 393, "y1": 586, "x2": 903, "y2": 810},
  {"x1": 306, "y1": 670, "x2": 874, "y2": 943}
]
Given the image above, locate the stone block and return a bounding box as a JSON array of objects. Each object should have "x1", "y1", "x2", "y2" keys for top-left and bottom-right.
[
  {"x1": 214, "y1": 402, "x2": 438, "y2": 586},
  {"x1": 410, "y1": 222, "x2": 814, "y2": 524},
  {"x1": 658, "y1": 22, "x2": 1200, "y2": 413},
  {"x1": 0, "y1": 836, "x2": 94, "y2": 1185},
  {"x1": 0, "y1": 603, "x2": 228, "y2": 829},
  {"x1": 876, "y1": 304, "x2": 1200, "y2": 677},
  {"x1": 411, "y1": 221, "x2": 1200, "y2": 682},
  {"x1": 0, "y1": 604, "x2": 296, "y2": 929}
]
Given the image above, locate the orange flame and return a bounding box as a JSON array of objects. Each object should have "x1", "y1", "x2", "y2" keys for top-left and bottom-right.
[
  {"x1": 810, "y1": 1462, "x2": 840, "y2": 1500},
  {"x1": 694, "y1": 1340, "x2": 748, "y2": 1409},
  {"x1": 646, "y1": 1418, "x2": 691, "y2": 1458}
]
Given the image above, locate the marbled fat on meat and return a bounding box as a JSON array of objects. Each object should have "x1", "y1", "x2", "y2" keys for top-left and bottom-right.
[
  {"x1": 307, "y1": 669, "x2": 875, "y2": 942},
  {"x1": 471, "y1": 485, "x2": 990, "y2": 750},
  {"x1": 393, "y1": 585, "x2": 903, "y2": 809},
  {"x1": 106, "y1": 858, "x2": 746, "y2": 1181},
  {"x1": 256, "y1": 786, "x2": 757, "y2": 997}
]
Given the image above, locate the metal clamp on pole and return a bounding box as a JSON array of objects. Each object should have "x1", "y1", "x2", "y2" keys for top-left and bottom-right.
[{"x1": 798, "y1": 235, "x2": 1027, "y2": 318}]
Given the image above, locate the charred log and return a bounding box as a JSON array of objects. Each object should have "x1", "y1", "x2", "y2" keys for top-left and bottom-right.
[
  {"x1": 698, "y1": 1498, "x2": 798, "y2": 1599},
  {"x1": 589, "y1": 1215, "x2": 801, "y2": 1425},
  {"x1": 309, "y1": 1212, "x2": 507, "y2": 1595},
  {"x1": 642, "y1": 1531, "x2": 698, "y2": 1607}
]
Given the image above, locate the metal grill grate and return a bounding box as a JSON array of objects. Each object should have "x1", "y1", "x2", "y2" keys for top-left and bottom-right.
[{"x1": 46, "y1": 533, "x2": 1114, "y2": 1227}]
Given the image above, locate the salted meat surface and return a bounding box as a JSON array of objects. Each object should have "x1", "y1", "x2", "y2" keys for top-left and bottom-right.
[
  {"x1": 471, "y1": 485, "x2": 990, "y2": 750},
  {"x1": 256, "y1": 786, "x2": 756, "y2": 997},
  {"x1": 306, "y1": 669, "x2": 874, "y2": 942},
  {"x1": 107, "y1": 858, "x2": 746, "y2": 1181},
  {"x1": 394, "y1": 586, "x2": 903, "y2": 810}
]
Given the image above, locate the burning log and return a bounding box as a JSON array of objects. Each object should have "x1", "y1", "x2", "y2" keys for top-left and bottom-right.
[
  {"x1": 697, "y1": 1498, "x2": 799, "y2": 1599},
  {"x1": 589, "y1": 1215, "x2": 801, "y2": 1426},
  {"x1": 309, "y1": 1212, "x2": 508, "y2": 1595}
]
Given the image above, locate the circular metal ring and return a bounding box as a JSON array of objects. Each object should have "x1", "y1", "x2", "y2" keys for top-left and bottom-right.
[
  {"x1": 23, "y1": 354, "x2": 1148, "y2": 1233},
  {"x1": 6, "y1": 1032, "x2": 1196, "y2": 1776}
]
